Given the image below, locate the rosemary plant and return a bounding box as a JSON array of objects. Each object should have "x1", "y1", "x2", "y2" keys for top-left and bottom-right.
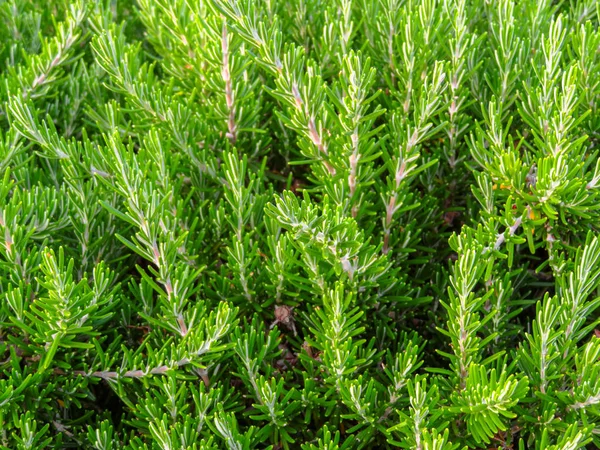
[{"x1": 1, "y1": 0, "x2": 600, "y2": 448}]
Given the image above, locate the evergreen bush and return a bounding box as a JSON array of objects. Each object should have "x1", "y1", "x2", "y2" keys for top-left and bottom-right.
[{"x1": 1, "y1": 0, "x2": 600, "y2": 448}]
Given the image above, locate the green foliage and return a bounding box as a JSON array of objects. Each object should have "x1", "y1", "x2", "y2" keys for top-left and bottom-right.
[{"x1": 1, "y1": 0, "x2": 600, "y2": 449}]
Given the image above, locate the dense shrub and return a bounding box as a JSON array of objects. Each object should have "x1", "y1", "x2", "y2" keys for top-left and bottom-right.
[{"x1": 1, "y1": 0, "x2": 600, "y2": 448}]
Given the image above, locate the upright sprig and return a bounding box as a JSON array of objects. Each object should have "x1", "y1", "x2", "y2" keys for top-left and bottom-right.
[
  {"x1": 91, "y1": 25, "x2": 211, "y2": 180},
  {"x1": 328, "y1": 52, "x2": 384, "y2": 218},
  {"x1": 439, "y1": 233, "x2": 489, "y2": 386},
  {"x1": 1, "y1": 0, "x2": 89, "y2": 107}
]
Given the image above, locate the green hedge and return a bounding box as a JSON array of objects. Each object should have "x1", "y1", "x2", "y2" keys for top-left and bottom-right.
[{"x1": 1, "y1": 0, "x2": 600, "y2": 448}]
